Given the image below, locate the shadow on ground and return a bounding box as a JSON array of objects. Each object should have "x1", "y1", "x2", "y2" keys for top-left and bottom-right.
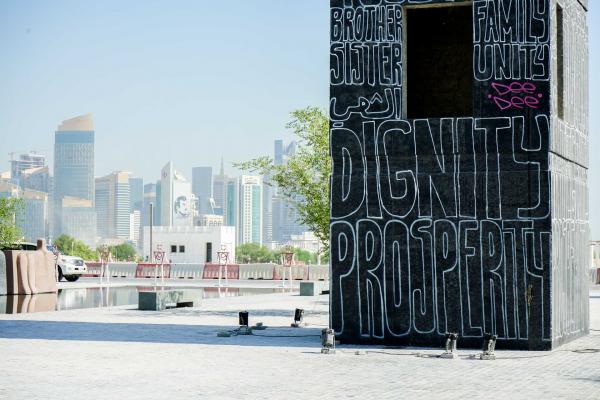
[
  {"x1": 111, "y1": 307, "x2": 328, "y2": 320},
  {"x1": 0, "y1": 320, "x2": 322, "y2": 348}
]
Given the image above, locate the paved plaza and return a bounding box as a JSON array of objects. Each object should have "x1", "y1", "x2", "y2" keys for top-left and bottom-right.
[{"x1": 0, "y1": 280, "x2": 599, "y2": 399}]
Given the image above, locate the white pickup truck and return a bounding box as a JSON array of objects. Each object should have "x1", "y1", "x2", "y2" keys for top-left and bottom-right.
[{"x1": 56, "y1": 255, "x2": 87, "y2": 282}]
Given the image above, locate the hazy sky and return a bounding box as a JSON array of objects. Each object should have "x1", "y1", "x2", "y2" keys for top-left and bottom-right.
[
  {"x1": 0, "y1": 1, "x2": 599, "y2": 235},
  {"x1": 0, "y1": 0, "x2": 329, "y2": 178}
]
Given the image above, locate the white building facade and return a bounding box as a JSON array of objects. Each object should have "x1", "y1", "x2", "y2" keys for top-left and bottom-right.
[
  {"x1": 95, "y1": 171, "x2": 131, "y2": 241},
  {"x1": 142, "y1": 225, "x2": 235, "y2": 264}
]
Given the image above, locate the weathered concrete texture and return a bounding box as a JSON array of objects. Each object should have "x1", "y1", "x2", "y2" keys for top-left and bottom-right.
[
  {"x1": 138, "y1": 290, "x2": 199, "y2": 311},
  {"x1": 329, "y1": 0, "x2": 588, "y2": 350},
  {"x1": 299, "y1": 281, "x2": 327, "y2": 296}
]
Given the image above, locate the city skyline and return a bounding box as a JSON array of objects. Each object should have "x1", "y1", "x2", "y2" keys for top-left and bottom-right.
[
  {"x1": 4, "y1": 134, "x2": 311, "y2": 253},
  {"x1": 1, "y1": 3, "x2": 597, "y2": 398},
  {"x1": 1, "y1": 1, "x2": 599, "y2": 237},
  {"x1": 0, "y1": 0, "x2": 329, "y2": 183}
]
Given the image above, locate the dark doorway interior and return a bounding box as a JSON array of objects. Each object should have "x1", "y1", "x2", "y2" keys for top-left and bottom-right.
[{"x1": 406, "y1": 5, "x2": 473, "y2": 119}]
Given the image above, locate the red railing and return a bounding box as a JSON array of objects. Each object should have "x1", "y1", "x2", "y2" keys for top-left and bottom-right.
[
  {"x1": 135, "y1": 263, "x2": 172, "y2": 279},
  {"x1": 80, "y1": 262, "x2": 318, "y2": 281},
  {"x1": 202, "y1": 263, "x2": 240, "y2": 279}
]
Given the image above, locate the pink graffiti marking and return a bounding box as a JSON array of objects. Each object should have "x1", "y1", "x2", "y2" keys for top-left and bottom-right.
[{"x1": 488, "y1": 81, "x2": 542, "y2": 111}]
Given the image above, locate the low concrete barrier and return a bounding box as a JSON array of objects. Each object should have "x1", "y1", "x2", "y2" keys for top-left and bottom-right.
[
  {"x1": 170, "y1": 264, "x2": 205, "y2": 279},
  {"x1": 203, "y1": 263, "x2": 239, "y2": 280},
  {"x1": 300, "y1": 281, "x2": 315, "y2": 296},
  {"x1": 83, "y1": 262, "x2": 100, "y2": 277},
  {"x1": 273, "y1": 265, "x2": 309, "y2": 280},
  {"x1": 307, "y1": 265, "x2": 329, "y2": 281},
  {"x1": 135, "y1": 263, "x2": 172, "y2": 279},
  {"x1": 139, "y1": 289, "x2": 200, "y2": 311},
  {"x1": 81, "y1": 261, "x2": 330, "y2": 282},
  {"x1": 83, "y1": 262, "x2": 136, "y2": 278},
  {"x1": 239, "y1": 263, "x2": 275, "y2": 280},
  {"x1": 108, "y1": 263, "x2": 137, "y2": 278}
]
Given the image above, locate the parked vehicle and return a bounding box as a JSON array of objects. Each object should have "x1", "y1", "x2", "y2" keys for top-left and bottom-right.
[
  {"x1": 4, "y1": 242, "x2": 38, "y2": 251},
  {"x1": 56, "y1": 255, "x2": 87, "y2": 282}
]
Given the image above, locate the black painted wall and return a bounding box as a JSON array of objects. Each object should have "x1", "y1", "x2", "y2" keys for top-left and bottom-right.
[{"x1": 329, "y1": 0, "x2": 589, "y2": 350}]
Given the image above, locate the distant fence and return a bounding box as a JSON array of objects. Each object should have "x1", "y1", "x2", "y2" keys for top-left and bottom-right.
[
  {"x1": 135, "y1": 263, "x2": 172, "y2": 279},
  {"x1": 203, "y1": 263, "x2": 240, "y2": 280},
  {"x1": 82, "y1": 262, "x2": 329, "y2": 281}
]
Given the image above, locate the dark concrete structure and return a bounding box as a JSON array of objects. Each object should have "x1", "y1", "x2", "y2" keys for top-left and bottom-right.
[{"x1": 329, "y1": 0, "x2": 588, "y2": 350}]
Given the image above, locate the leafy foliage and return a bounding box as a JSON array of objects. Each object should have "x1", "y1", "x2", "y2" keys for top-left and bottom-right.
[
  {"x1": 292, "y1": 248, "x2": 317, "y2": 265},
  {"x1": 0, "y1": 198, "x2": 23, "y2": 250},
  {"x1": 53, "y1": 235, "x2": 96, "y2": 260},
  {"x1": 235, "y1": 107, "x2": 330, "y2": 251},
  {"x1": 236, "y1": 243, "x2": 278, "y2": 264},
  {"x1": 106, "y1": 242, "x2": 138, "y2": 261},
  {"x1": 235, "y1": 243, "x2": 322, "y2": 265}
]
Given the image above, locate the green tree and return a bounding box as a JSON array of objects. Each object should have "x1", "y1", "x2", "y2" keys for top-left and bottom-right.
[
  {"x1": 320, "y1": 248, "x2": 329, "y2": 265},
  {"x1": 0, "y1": 198, "x2": 23, "y2": 249},
  {"x1": 236, "y1": 243, "x2": 277, "y2": 264},
  {"x1": 236, "y1": 107, "x2": 330, "y2": 251},
  {"x1": 292, "y1": 248, "x2": 316, "y2": 265},
  {"x1": 107, "y1": 243, "x2": 138, "y2": 261},
  {"x1": 278, "y1": 247, "x2": 320, "y2": 265},
  {"x1": 53, "y1": 235, "x2": 96, "y2": 260}
]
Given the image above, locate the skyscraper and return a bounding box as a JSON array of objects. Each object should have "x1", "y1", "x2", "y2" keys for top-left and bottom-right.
[
  {"x1": 141, "y1": 183, "x2": 157, "y2": 225},
  {"x1": 139, "y1": 183, "x2": 157, "y2": 252},
  {"x1": 18, "y1": 189, "x2": 48, "y2": 243},
  {"x1": 274, "y1": 140, "x2": 296, "y2": 167},
  {"x1": 192, "y1": 167, "x2": 213, "y2": 214},
  {"x1": 52, "y1": 114, "x2": 96, "y2": 245},
  {"x1": 95, "y1": 171, "x2": 131, "y2": 240},
  {"x1": 155, "y1": 180, "x2": 162, "y2": 226},
  {"x1": 224, "y1": 176, "x2": 239, "y2": 228},
  {"x1": 129, "y1": 177, "x2": 144, "y2": 212},
  {"x1": 20, "y1": 166, "x2": 49, "y2": 193},
  {"x1": 270, "y1": 139, "x2": 305, "y2": 244},
  {"x1": 272, "y1": 197, "x2": 304, "y2": 244},
  {"x1": 10, "y1": 152, "x2": 46, "y2": 182},
  {"x1": 212, "y1": 158, "x2": 226, "y2": 216},
  {"x1": 238, "y1": 175, "x2": 262, "y2": 245},
  {"x1": 0, "y1": 181, "x2": 47, "y2": 243},
  {"x1": 61, "y1": 196, "x2": 96, "y2": 247},
  {"x1": 160, "y1": 162, "x2": 194, "y2": 227}
]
